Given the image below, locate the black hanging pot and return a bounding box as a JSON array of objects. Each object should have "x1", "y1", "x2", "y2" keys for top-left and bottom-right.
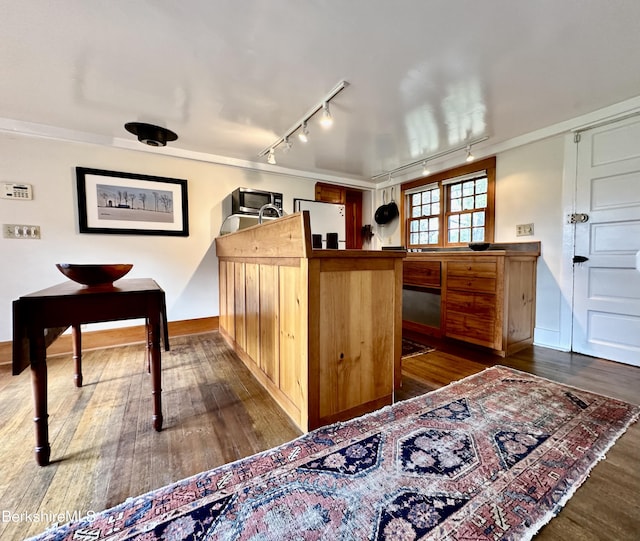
[
  {"x1": 374, "y1": 190, "x2": 390, "y2": 225},
  {"x1": 375, "y1": 188, "x2": 399, "y2": 225}
]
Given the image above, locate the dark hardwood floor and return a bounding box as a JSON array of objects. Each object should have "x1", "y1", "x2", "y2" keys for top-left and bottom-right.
[{"x1": 0, "y1": 332, "x2": 637, "y2": 540}]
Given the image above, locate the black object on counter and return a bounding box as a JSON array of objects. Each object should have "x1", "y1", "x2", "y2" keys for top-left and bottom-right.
[
  {"x1": 312, "y1": 234, "x2": 322, "y2": 249},
  {"x1": 326, "y1": 232, "x2": 339, "y2": 249}
]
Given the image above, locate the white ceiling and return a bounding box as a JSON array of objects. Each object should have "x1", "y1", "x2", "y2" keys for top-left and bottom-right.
[{"x1": 2, "y1": 1, "x2": 640, "y2": 184}]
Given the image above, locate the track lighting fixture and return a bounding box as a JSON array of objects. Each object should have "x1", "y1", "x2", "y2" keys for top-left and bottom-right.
[
  {"x1": 465, "y1": 145, "x2": 475, "y2": 162},
  {"x1": 298, "y1": 122, "x2": 309, "y2": 143},
  {"x1": 258, "y1": 80, "x2": 349, "y2": 163},
  {"x1": 283, "y1": 137, "x2": 292, "y2": 152},
  {"x1": 371, "y1": 136, "x2": 489, "y2": 181},
  {"x1": 320, "y1": 102, "x2": 333, "y2": 129}
]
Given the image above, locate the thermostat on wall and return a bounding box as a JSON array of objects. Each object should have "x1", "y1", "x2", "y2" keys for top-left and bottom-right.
[{"x1": 1, "y1": 183, "x2": 33, "y2": 200}]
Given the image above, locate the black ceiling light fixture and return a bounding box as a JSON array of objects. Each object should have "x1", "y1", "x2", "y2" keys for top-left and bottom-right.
[{"x1": 124, "y1": 122, "x2": 178, "y2": 147}]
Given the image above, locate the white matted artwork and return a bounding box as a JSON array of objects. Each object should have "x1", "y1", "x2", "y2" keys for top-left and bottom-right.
[{"x1": 76, "y1": 167, "x2": 189, "y2": 236}]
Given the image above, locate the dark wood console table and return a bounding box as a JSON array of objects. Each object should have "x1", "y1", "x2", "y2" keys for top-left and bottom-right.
[{"x1": 12, "y1": 278, "x2": 169, "y2": 466}]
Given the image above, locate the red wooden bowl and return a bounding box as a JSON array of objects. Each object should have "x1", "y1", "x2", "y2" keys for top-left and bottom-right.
[{"x1": 56, "y1": 263, "x2": 133, "y2": 286}]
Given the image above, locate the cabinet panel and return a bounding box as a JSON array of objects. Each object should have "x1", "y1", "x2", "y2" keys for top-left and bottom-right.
[
  {"x1": 234, "y1": 263, "x2": 246, "y2": 350},
  {"x1": 259, "y1": 265, "x2": 279, "y2": 384},
  {"x1": 245, "y1": 264, "x2": 260, "y2": 364},
  {"x1": 224, "y1": 261, "x2": 235, "y2": 339},
  {"x1": 403, "y1": 261, "x2": 441, "y2": 288},
  {"x1": 279, "y1": 265, "x2": 305, "y2": 410},
  {"x1": 506, "y1": 259, "x2": 537, "y2": 346}
]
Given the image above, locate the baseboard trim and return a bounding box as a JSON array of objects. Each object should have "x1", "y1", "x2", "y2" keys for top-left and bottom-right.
[{"x1": 0, "y1": 316, "x2": 219, "y2": 366}]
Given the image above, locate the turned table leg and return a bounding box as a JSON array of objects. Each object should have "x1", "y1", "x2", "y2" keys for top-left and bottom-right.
[
  {"x1": 149, "y1": 315, "x2": 163, "y2": 431},
  {"x1": 31, "y1": 334, "x2": 51, "y2": 466},
  {"x1": 72, "y1": 324, "x2": 82, "y2": 387}
]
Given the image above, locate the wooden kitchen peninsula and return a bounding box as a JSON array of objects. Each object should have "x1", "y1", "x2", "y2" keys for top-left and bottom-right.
[{"x1": 215, "y1": 211, "x2": 405, "y2": 432}]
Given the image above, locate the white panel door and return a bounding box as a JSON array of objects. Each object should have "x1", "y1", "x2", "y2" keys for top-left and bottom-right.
[{"x1": 572, "y1": 115, "x2": 640, "y2": 366}]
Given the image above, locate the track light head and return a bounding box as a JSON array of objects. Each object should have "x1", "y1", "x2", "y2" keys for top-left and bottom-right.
[
  {"x1": 283, "y1": 137, "x2": 292, "y2": 153},
  {"x1": 298, "y1": 121, "x2": 309, "y2": 143},
  {"x1": 320, "y1": 102, "x2": 333, "y2": 129},
  {"x1": 422, "y1": 161, "x2": 430, "y2": 176},
  {"x1": 465, "y1": 145, "x2": 475, "y2": 162},
  {"x1": 267, "y1": 148, "x2": 276, "y2": 165}
]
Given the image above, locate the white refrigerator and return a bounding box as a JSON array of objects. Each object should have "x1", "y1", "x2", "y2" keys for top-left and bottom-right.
[{"x1": 293, "y1": 199, "x2": 346, "y2": 249}]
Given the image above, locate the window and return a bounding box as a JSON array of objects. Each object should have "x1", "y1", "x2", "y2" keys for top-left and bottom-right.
[
  {"x1": 402, "y1": 157, "x2": 495, "y2": 249},
  {"x1": 408, "y1": 184, "x2": 440, "y2": 246},
  {"x1": 446, "y1": 175, "x2": 488, "y2": 243}
]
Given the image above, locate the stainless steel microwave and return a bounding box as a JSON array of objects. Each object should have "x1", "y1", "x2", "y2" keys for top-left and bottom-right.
[{"x1": 230, "y1": 187, "x2": 283, "y2": 216}]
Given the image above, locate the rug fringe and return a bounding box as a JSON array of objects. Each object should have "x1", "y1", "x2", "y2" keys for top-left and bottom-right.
[{"x1": 520, "y1": 411, "x2": 639, "y2": 540}]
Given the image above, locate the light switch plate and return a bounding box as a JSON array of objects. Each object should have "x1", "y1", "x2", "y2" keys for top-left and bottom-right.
[
  {"x1": 3, "y1": 224, "x2": 41, "y2": 239},
  {"x1": 516, "y1": 223, "x2": 534, "y2": 236}
]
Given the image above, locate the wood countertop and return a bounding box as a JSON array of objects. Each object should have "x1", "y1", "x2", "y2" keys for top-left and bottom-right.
[{"x1": 405, "y1": 241, "x2": 541, "y2": 258}]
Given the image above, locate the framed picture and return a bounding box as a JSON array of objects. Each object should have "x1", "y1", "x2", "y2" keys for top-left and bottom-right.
[{"x1": 76, "y1": 167, "x2": 189, "y2": 236}]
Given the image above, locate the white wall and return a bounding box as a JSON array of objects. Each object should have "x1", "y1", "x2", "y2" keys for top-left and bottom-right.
[
  {"x1": 495, "y1": 135, "x2": 567, "y2": 349},
  {"x1": 369, "y1": 135, "x2": 568, "y2": 350},
  {"x1": 0, "y1": 133, "x2": 324, "y2": 341}
]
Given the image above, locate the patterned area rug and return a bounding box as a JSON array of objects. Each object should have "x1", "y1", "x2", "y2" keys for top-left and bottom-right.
[
  {"x1": 401, "y1": 338, "x2": 434, "y2": 358},
  {"x1": 30, "y1": 366, "x2": 638, "y2": 541}
]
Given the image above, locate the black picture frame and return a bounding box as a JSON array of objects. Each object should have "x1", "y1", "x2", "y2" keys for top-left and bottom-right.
[{"x1": 76, "y1": 167, "x2": 189, "y2": 236}]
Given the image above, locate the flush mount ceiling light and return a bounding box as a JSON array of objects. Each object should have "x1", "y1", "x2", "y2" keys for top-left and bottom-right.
[
  {"x1": 371, "y1": 136, "x2": 489, "y2": 181},
  {"x1": 258, "y1": 80, "x2": 349, "y2": 164},
  {"x1": 124, "y1": 122, "x2": 178, "y2": 147}
]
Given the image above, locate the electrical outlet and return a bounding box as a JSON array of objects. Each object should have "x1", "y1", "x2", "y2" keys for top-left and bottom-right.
[
  {"x1": 516, "y1": 223, "x2": 534, "y2": 236},
  {"x1": 3, "y1": 224, "x2": 41, "y2": 239}
]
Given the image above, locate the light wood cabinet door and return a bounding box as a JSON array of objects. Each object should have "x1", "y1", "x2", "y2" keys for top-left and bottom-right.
[
  {"x1": 318, "y1": 269, "x2": 394, "y2": 419},
  {"x1": 315, "y1": 182, "x2": 346, "y2": 204}
]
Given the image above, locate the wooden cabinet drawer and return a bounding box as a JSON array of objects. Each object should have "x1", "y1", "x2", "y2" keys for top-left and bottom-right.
[
  {"x1": 446, "y1": 291, "x2": 495, "y2": 319},
  {"x1": 445, "y1": 310, "x2": 495, "y2": 346},
  {"x1": 446, "y1": 261, "x2": 497, "y2": 293},
  {"x1": 403, "y1": 261, "x2": 441, "y2": 288}
]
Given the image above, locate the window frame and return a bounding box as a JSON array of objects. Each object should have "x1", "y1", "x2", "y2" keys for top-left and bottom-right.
[{"x1": 401, "y1": 156, "x2": 496, "y2": 249}]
